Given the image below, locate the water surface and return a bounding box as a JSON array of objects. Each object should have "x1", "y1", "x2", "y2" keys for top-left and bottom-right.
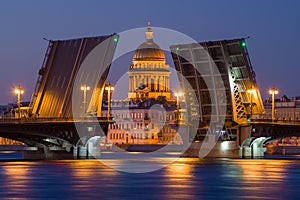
[{"x1": 0, "y1": 153, "x2": 299, "y2": 199}]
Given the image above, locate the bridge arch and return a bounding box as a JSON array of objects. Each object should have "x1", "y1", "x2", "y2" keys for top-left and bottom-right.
[{"x1": 239, "y1": 137, "x2": 270, "y2": 158}]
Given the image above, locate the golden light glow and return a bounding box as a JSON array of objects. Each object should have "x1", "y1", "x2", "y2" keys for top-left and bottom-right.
[
  {"x1": 235, "y1": 160, "x2": 287, "y2": 181},
  {"x1": 269, "y1": 88, "x2": 279, "y2": 95},
  {"x1": 174, "y1": 92, "x2": 184, "y2": 97},
  {"x1": 14, "y1": 88, "x2": 24, "y2": 94},
  {"x1": 105, "y1": 85, "x2": 114, "y2": 91},
  {"x1": 247, "y1": 89, "x2": 256, "y2": 94},
  {"x1": 80, "y1": 85, "x2": 90, "y2": 91}
]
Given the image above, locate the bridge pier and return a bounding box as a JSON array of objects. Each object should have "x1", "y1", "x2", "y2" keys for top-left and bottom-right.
[
  {"x1": 237, "y1": 124, "x2": 267, "y2": 158},
  {"x1": 239, "y1": 137, "x2": 267, "y2": 158},
  {"x1": 238, "y1": 124, "x2": 252, "y2": 146},
  {"x1": 73, "y1": 145, "x2": 101, "y2": 159},
  {"x1": 73, "y1": 136, "x2": 102, "y2": 159}
]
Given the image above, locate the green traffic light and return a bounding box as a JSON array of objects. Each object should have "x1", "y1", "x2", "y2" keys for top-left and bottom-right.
[
  {"x1": 241, "y1": 41, "x2": 246, "y2": 47},
  {"x1": 113, "y1": 36, "x2": 118, "y2": 43}
]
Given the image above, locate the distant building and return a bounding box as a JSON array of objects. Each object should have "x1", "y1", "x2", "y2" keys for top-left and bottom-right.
[
  {"x1": 0, "y1": 102, "x2": 30, "y2": 118},
  {"x1": 103, "y1": 23, "x2": 182, "y2": 145},
  {"x1": 0, "y1": 105, "x2": 10, "y2": 117},
  {"x1": 260, "y1": 95, "x2": 300, "y2": 121},
  {"x1": 104, "y1": 99, "x2": 181, "y2": 145}
]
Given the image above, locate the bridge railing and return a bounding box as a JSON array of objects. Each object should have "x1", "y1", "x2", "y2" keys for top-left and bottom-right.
[
  {"x1": 251, "y1": 119, "x2": 300, "y2": 125},
  {"x1": 0, "y1": 116, "x2": 115, "y2": 124}
]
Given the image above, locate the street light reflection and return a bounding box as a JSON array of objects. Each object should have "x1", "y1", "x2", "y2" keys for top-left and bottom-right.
[
  {"x1": 2, "y1": 162, "x2": 31, "y2": 194},
  {"x1": 235, "y1": 160, "x2": 287, "y2": 181}
]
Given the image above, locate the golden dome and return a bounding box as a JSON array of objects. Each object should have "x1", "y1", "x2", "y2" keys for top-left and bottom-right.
[
  {"x1": 133, "y1": 42, "x2": 165, "y2": 61},
  {"x1": 133, "y1": 21, "x2": 165, "y2": 61}
]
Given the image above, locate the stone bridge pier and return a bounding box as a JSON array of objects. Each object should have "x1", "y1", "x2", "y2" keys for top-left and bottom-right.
[
  {"x1": 238, "y1": 124, "x2": 270, "y2": 158},
  {"x1": 73, "y1": 136, "x2": 105, "y2": 159}
]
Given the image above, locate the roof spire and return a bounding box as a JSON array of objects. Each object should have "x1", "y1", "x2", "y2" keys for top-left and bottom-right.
[{"x1": 145, "y1": 21, "x2": 153, "y2": 42}]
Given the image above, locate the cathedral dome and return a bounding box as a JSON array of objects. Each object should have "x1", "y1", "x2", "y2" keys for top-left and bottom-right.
[
  {"x1": 133, "y1": 42, "x2": 165, "y2": 61},
  {"x1": 132, "y1": 22, "x2": 165, "y2": 61}
]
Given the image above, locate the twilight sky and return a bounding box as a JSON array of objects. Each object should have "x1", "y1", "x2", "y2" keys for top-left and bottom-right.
[{"x1": 0, "y1": 0, "x2": 299, "y2": 104}]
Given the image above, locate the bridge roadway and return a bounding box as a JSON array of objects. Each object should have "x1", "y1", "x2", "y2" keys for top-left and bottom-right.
[
  {"x1": 0, "y1": 117, "x2": 113, "y2": 148},
  {"x1": 239, "y1": 120, "x2": 300, "y2": 158},
  {"x1": 250, "y1": 119, "x2": 300, "y2": 138},
  {"x1": 1, "y1": 118, "x2": 300, "y2": 159}
]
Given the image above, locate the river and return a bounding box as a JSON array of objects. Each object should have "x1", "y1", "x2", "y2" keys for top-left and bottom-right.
[{"x1": 0, "y1": 151, "x2": 300, "y2": 199}]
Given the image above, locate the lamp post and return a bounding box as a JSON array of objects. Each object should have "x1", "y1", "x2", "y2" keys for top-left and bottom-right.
[
  {"x1": 105, "y1": 83, "x2": 114, "y2": 118},
  {"x1": 80, "y1": 85, "x2": 90, "y2": 116},
  {"x1": 174, "y1": 92, "x2": 183, "y2": 122},
  {"x1": 247, "y1": 89, "x2": 256, "y2": 119},
  {"x1": 15, "y1": 85, "x2": 24, "y2": 119},
  {"x1": 269, "y1": 87, "x2": 278, "y2": 122}
]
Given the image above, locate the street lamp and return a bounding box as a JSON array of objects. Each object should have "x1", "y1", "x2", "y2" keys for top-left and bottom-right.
[
  {"x1": 105, "y1": 83, "x2": 114, "y2": 118},
  {"x1": 269, "y1": 86, "x2": 278, "y2": 122},
  {"x1": 174, "y1": 92, "x2": 184, "y2": 122},
  {"x1": 247, "y1": 89, "x2": 256, "y2": 119},
  {"x1": 15, "y1": 85, "x2": 24, "y2": 119},
  {"x1": 80, "y1": 85, "x2": 90, "y2": 116}
]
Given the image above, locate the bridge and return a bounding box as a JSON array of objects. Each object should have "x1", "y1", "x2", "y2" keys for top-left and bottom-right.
[
  {"x1": 238, "y1": 120, "x2": 300, "y2": 158},
  {"x1": 0, "y1": 117, "x2": 114, "y2": 159},
  {"x1": 0, "y1": 34, "x2": 297, "y2": 159}
]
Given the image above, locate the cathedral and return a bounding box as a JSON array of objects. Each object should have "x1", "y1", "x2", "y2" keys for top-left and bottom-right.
[
  {"x1": 128, "y1": 22, "x2": 171, "y2": 101},
  {"x1": 104, "y1": 22, "x2": 181, "y2": 145}
]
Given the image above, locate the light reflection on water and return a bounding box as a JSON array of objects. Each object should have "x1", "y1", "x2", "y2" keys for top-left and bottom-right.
[{"x1": 0, "y1": 158, "x2": 300, "y2": 199}]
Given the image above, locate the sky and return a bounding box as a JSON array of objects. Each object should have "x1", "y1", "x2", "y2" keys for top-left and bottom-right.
[{"x1": 0, "y1": 0, "x2": 299, "y2": 104}]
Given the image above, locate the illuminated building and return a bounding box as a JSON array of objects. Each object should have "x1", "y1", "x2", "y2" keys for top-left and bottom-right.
[
  {"x1": 104, "y1": 23, "x2": 181, "y2": 145},
  {"x1": 260, "y1": 95, "x2": 300, "y2": 121},
  {"x1": 128, "y1": 22, "x2": 171, "y2": 100}
]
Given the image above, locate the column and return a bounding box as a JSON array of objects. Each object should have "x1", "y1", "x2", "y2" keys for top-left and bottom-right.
[
  {"x1": 155, "y1": 76, "x2": 159, "y2": 91},
  {"x1": 159, "y1": 76, "x2": 163, "y2": 92},
  {"x1": 133, "y1": 76, "x2": 136, "y2": 91},
  {"x1": 129, "y1": 76, "x2": 132, "y2": 92},
  {"x1": 163, "y1": 76, "x2": 166, "y2": 92},
  {"x1": 148, "y1": 76, "x2": 151, "y2": 88},
  {"x1": 166, "y1": 77, "x2": 168, "y2": 92}
]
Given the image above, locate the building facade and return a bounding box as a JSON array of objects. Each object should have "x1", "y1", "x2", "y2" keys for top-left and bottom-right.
[
  {"x1": 260, "y1": 96, "x2": 300, "y2": 121},
  {"x1": 105, "y1": 100, "x2": 181, "y2": 145}
]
